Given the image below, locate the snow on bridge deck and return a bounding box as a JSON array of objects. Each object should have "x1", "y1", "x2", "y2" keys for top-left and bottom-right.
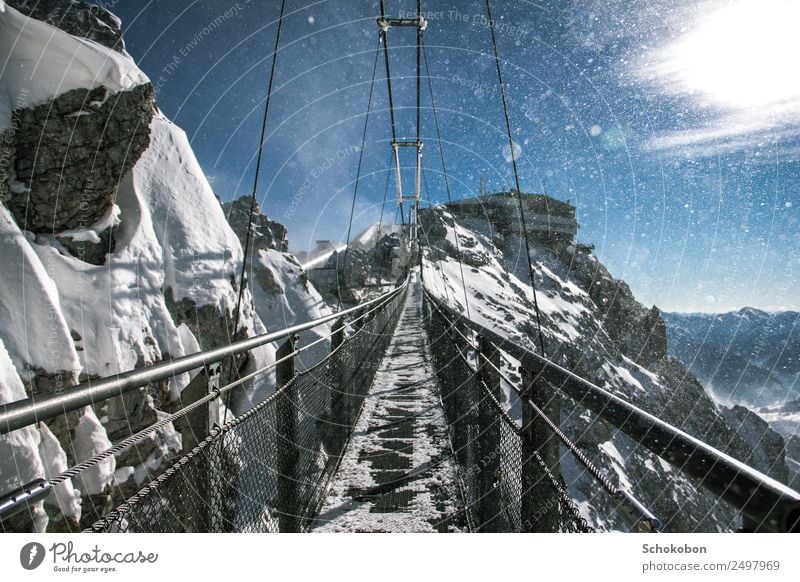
[{"x1": 313, "y1": 274, "x2": 466, "y2": 532}]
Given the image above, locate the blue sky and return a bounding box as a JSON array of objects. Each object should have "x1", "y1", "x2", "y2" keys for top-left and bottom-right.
[{"x1": 102, "y1": 0, "x2": 800, "y2": 313}]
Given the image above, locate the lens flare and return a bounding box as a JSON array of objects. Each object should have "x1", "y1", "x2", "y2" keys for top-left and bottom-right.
[{"x1": 660, "y1": 0, "x2": 800, "y2": 109}]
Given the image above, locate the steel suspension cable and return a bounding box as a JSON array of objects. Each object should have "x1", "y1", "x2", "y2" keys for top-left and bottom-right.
[
  {"x1": 367, "y1": 151, "x2": 394, "y2": 286},
  {"x1": 415, "y1": 0, "x2": 423, "y2": 249},
  {"x1": 416, "y1": 0, "x2": 422, "y2": 144},
  {"x1": 338, "y1": 36, "x2": 382, "y2": 306},
  {"x1": 225, "y1": 0, "x2": 286, "y2": 422},
  {"x1": 419, "y1": 167, "x2": 455, "y2": 305},
  {"x1": 483, "y1": 0, "x2": 546, "y2": 356},
  {"x1": 421, "y1": 38, "x2": 472, "y2": 319},
  {"x1": 379, "y1": 0, "x2": 399, "y2": 143},
  {"x1": 376, "y1": 151, "x2": 393, "y2": 237}
]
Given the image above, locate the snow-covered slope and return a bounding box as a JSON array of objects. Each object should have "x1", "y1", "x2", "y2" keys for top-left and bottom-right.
[
  {"x1": 0, "y1": 205, "x2": 82, "y2": 380},
  {"x1": 0, "y1": 2, "x2": 278, "y2": 531},
  {"x1": 0, "y1": 337, "x2": 51, "y2": 532},
  {"x1": 419, "y1": 205, "x2": 792, "y2": 532},
  {"x1": 351, "y1": 222, "x2": 400, "y2": 250},
  {"x1": 300, "y1": 222, "x2": 399, "y2": 271},
  {"x1": 250, "y1": 248, "x2": 332, "y2": 370}
]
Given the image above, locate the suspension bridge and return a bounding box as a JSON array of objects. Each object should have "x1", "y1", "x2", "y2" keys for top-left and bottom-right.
[{"x1": 1, "y1": 1, "x2": 799, "y2": 533}]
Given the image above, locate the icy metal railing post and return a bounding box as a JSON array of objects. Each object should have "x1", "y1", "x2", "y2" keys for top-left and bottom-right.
[
  {"x1": 331, "y1": 316, "x2": 346, "y2": 351},
  {"x1": 476, "y1": 334, "x2": 503, "y2": 531},
  {"x1": 174, "y1": 363, "x2": 221, "y2": 453},
  {"x1": 353, "y1": 306, "x2": 366, "y2": 332},
  {"x1": 172, "y1": 362, "x2": 221, "y2": 531},
  {"x1": 275, "y1": 334, "x2": 300, "y2": 532},
  {"x1": 323, "y1": 316, "x2": 348, "y2": 456},
  {"x1": 520, "y1": 363, "x2": 561, "y2": 532}
]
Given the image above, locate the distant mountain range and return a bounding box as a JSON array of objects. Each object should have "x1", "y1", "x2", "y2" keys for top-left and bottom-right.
[
  {"x1": 664, "y1": 309, "x2": 800, "y2": 486},
  {"x1": 663, "y1": 308, "x2": 800, "y2": 408}
]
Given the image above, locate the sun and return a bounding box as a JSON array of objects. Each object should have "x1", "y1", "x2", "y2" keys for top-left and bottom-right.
[{"x1": 661, "y1": 0, "x2": 800, "y2": 109}]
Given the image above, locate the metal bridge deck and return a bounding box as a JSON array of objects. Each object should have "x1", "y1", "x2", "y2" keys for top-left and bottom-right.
[{"x1": 312, "y1": 275, "x2": 466, "y2": 532}]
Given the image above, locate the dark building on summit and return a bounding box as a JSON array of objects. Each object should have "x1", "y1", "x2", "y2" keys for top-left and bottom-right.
[{"x1": 444, "y1": 191, "x2": 578, "y2": 246}]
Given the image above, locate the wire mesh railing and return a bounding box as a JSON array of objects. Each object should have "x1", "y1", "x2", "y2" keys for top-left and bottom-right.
[
  {"x1": 422, "y1": 286, "x2": 800, "y2": 533},
  {"x1": 85, "y1": 284, "x2": 407, "y2": 532},
  {"x1": 424, "y1": 292, "x2": 592, "y2": 532}
]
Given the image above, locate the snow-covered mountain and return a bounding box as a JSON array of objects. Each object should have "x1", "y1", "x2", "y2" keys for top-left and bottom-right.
[
  {"x1": 756, "y1": 399, "x2": 800, "y2": 488},
  {"x1": 663, "y1": 308, "x2": 800, "y2": 487},
  {"x1": 0, "y1": 1, "x2": 329, "y2": 532},
  {"x1": 663, "y1": 309, "x2": 800, "y2": 408},
  {"x1": 299, "y1": 222, "x2": 399, "y2": 271},
  {"x1": 301, "y1": 223, "x2": 402, "y2": 305},
  {"x1": 419, "y1": 202, "x2": 792, "y2": 531},
  {"x1": 222, "y1": 196, "x2": 333, "y2": 372}
]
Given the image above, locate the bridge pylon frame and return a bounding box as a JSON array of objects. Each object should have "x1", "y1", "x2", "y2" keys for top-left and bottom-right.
[{"x1": 377, "y1": 1, "x2": 426, "y2": 251}]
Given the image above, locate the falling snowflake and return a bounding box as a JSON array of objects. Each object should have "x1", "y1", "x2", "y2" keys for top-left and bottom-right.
[{"x1": 501, "y1": 141, "x2": 522, "y2": 163}]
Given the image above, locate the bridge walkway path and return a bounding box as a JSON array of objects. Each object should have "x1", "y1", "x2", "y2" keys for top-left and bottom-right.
[{"x1": 312, "y1": 273, "x2": 466, "y2": 532}]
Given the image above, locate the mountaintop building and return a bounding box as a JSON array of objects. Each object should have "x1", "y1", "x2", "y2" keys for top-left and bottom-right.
[{"x1": 444, "y1": 191, "x2": 578, "y2": 246}]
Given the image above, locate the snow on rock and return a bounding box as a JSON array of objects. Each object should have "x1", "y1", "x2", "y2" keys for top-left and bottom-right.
[
  {"x1": 23, "y1": 113, "x2": 257, "y2": 385},
  {"x1": 5, "y1": 0, "x2": 128, "y2": 55},
  {"x1": 222, "y1": 198, "x2": 333, "y2": 394},
  {"x1": 70, "y1": 407, "x2": 114, "y2": 495},
  {"x1": 113, "y1": 466, "x2": 134, "y2": 488},
  {"x1": 0, "y1": 205, "x2": 81, "y2": 382},
  {"x1": 38, "y1": 422, "x2": 81, "y2": 524},
  {"x1": 351, "y1": 222, "x2": 400, "y2": 250},
  {"x1": 252, "y1": 249, "x2": 332, "y2": 370},
  {"x1": 0, "y1": 1, "x2": 148, "y2": 132},
  {"x1": 301, "y1": 243, "x2": 346, "y2": 271},
  {"x1": 139, "y1": 115, "x2": 243, "y2": 312},
  {"x1": 598, "y1": 439, "x2": 632, "y2": 490},
  {"x1": 0, "y1": 337, "x2": 48, "y2": 531}
]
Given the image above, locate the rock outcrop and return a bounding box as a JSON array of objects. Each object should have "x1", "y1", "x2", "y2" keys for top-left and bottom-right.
[
  {"x1": 4, "y1": 84, "x2": 155, "y2": 236},
  {"x1": 222, "y1": 197, "x2": 334, "y2": 372},
  {"x1": 7, "y1": 0, "x2": 127, "y2": 53},
  {"x1": 559, "y1": 244, "x2": 668, "y2": 368},
  {"x1": 222, "y1": 196, "x2": 288, "y2": 253},
  {"x1": 0, "y1": 2, "x2": 262, "y2": 532}
]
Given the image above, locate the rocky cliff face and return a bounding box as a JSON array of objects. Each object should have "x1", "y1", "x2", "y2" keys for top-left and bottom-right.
[
  {"x1": 0, "y1": 2, "x2": 271, "y2": 532},
  {"x1": 223, "y1": 196, "x2": 288, "y2": 254},
  {"x1": 222, "y1": 196, "x2": 333, "y2": 373},
  {"x1": 419, "y1": 205, "x2": 790, "y2": 531},
  {"x1": 558, "y1": 244, "x2": 668, "y2": 369},
  {"x1": 5, "y1": 84, "x2": 154, "y2": 237},
  {"x1": 6, "y1": 0, "x2": 127, "y2": 53}
]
